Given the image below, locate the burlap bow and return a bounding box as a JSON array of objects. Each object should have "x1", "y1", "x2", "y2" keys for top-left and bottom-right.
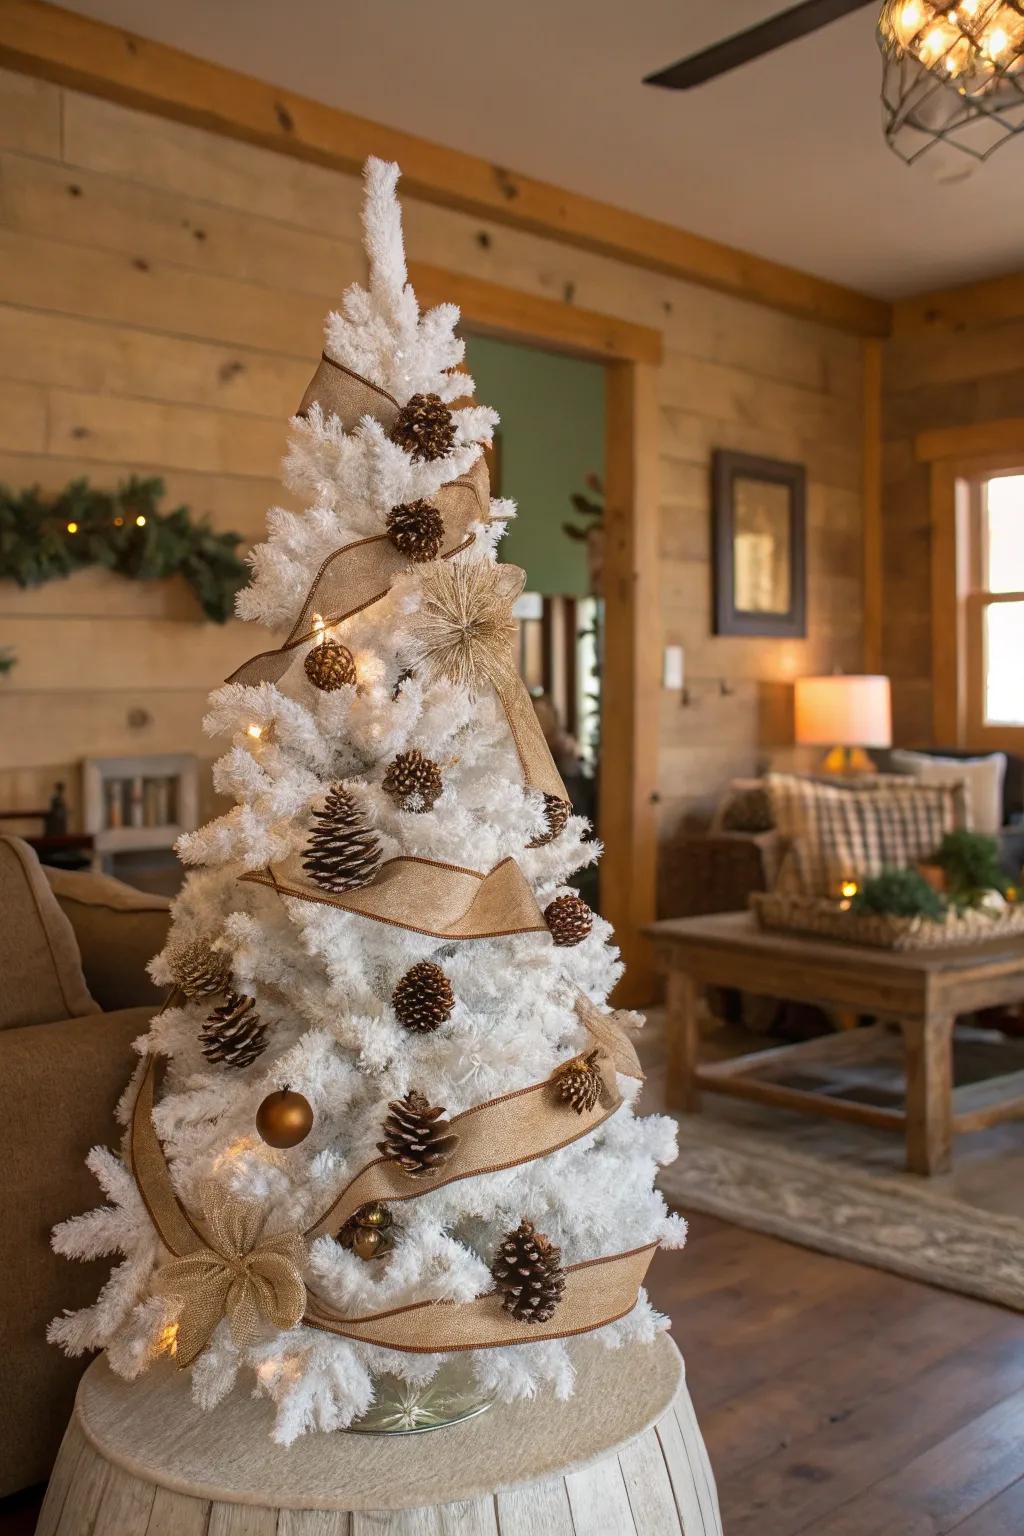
[{"x1": 152, "y1": 1183, "x2": 307, "y2": 1368}]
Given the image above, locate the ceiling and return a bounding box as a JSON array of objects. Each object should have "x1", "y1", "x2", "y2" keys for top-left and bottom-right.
[{"x1": 60, "y1": 0, "x2": 1024, "y2": 300}]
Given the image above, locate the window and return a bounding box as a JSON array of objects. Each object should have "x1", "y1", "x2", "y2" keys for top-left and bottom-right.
[{"x1": 966, "y1": 474, "x2": 1024, "y2": 745}]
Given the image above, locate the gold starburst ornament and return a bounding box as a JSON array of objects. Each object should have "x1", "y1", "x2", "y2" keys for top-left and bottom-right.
[{"x1": 412, "y1": 559, "x2": 523, "y2": 694}]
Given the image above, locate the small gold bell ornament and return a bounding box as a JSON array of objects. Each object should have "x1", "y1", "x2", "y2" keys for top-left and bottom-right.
[
  {"x1": 339, "y1": 1202, "x2": 394, "y2": 1260},
  {"x1": 255, "y1": 1086, "x2": 314, "y2": 1148}
]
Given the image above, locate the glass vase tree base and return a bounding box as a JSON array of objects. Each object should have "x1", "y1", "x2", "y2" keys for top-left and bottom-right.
[{"x1": 347, "y1": 1363, "x2": 494, "y2": 1434}]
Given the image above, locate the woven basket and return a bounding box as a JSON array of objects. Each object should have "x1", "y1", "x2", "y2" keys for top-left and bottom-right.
[{"x1": 751, "y1": 892, "x2": 1024, "y2": 951}]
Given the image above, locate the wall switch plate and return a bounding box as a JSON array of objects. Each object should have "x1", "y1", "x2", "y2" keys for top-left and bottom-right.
[{"x1": 663, "y1": 645, "x2": 685, "y2": 690}]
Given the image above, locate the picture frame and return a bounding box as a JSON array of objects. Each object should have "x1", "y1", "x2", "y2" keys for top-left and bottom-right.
[{"x1": 712, "y1": 449, "x2": 806, "y2": 638}]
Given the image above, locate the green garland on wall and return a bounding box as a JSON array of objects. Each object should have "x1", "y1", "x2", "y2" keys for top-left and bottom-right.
[{"x1": 0, "y1": 476, "x2": 247, "y2": 623}]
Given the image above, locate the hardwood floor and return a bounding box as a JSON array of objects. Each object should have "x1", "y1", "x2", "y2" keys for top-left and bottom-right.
[
  {"x1": 647, "y1": 1212, "x2": 1024, "y2": 1535},
  {"x1": 3, "y1": 1213, "x2": 1021, "y2": 1533}
]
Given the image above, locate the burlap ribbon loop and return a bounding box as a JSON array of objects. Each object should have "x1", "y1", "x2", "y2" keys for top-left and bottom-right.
[
  {"x1": 303, "y1": 1242, "x2": 658, "y2": 1353},
  {"x1": 225, "y1": 457, "x2": 490, "y2": 692},
  {"x1": 240, "y1": 854, "x2": 549, "y2": 941},
  {"x1": 306, "y1": 1039, "x2": 625, "y2": 1242},
  {"x1": 151, "y1": 1183, "x2": 307, "y2": 1368},
  {"x1": 297, "y1": 352, "x2": 400, "y2": 430}
]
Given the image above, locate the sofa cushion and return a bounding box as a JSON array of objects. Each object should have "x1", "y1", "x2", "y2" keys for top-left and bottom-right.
[
  {"x1": 890, "y1": 748, "x2": 1006, "y2": 836},
  {"x1": 43, "y1": 866, "x2": 170, "y2": 1013},
  {"x1": 766, "y1": 773, "x2": 968, "y2": 896},
  {"x1": 0, "y1": 837, "x2": 98, "y2": 1030},
  {"x1": 0, "y1": 1005, "x2": 152, "y2": 1495}
]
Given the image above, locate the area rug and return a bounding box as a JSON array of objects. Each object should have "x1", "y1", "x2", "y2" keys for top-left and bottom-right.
[{"x1": 659, "y1": 1115, "x2": 1024, "y2": 1311}]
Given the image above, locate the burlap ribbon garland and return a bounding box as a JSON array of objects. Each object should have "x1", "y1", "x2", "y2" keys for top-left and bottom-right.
[
  {"x1": 225, "y1": 352, "x2": 568, "y2": 803},
  {"x1": 240, "y1": 853, "x2": 549, "y2": 941},
  {"x1": 128, "y1": 1001, "x2": 650, "y2": 1360}
]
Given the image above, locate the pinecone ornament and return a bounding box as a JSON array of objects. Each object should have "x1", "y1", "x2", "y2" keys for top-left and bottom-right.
[
  {"x1": 492, "y1": 1220, "x2": 566, "y2": 1325},
  {"x1": 386, "y1": 500, "x2": 445, "y2": 562},
  {"x1": 378, "y1": 1090, "x2": 459, "y2": 1177},
  {"x1": 389, "y1": 392, "x2": 456, "y2": 462},
  {"x1": 200, "y1": 993, "x2": 267, "y2": 1069},
  {"x1": 169, "y1": 938, "x2": 230, "y2": 999},
  {"x1": 392, "y1": 961, "x2": 455, "y2": 1032},
  {"x1": 302, "y1": 785, "x2": 382, "y2": 893},
  {"x1": 527, "y1": 794, "x2": 571, "y2": 849},
  {"x1": 554, "y1": 1049, "x2": 603, "y2": 1115},
  {"x1": 382, "y1": 749, "x2": 443, "y2": 813},
  {"x1": 545, "y1": 893, "x2": 593, "y2": 947},
  {"x1": 304, "y1": 637, "x2": 356, "y2": 692},
  {"x1": 339, "y1": 1201, "x2": 393, "y2": 1261}
]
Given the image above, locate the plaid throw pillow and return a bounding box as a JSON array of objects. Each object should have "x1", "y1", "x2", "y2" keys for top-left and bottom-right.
[{"x1": 766, "y1": 773, "x2": 968, "y2": 896}]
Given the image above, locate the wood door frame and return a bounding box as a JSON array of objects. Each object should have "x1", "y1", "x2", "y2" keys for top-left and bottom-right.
[
  {"x1": 916, "y1": 418, "x2": 1024, "y2": 749},
  {"x1": 439, "y1": 269, "x2": 663, "y2": 1005}
]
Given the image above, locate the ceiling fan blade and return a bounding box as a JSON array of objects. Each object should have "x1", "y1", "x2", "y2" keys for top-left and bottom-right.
[{"x1": 644, "y1": 0, "x2": 876, "y2": 89}]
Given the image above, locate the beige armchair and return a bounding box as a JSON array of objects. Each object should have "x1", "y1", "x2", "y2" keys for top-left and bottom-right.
[{"x1": 0, "y1": 837, "x2": 170, "y2": 1495}]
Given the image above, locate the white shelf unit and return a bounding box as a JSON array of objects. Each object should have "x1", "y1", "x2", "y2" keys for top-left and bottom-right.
[{"x1": 82, "y1": 754, "x2": 199, "y2": 864}]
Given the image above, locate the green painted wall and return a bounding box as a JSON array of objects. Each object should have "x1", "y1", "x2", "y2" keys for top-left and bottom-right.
[{"x1": 465, "y1": 335, "x2": 604, "y2": 597}]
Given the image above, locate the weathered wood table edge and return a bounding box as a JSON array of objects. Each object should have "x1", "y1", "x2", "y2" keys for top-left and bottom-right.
[
  {"x1": 645, "y1": 910, "x2": 1024, "y2": 1175},
  {"x1": 35, "y1": 1332, "x2": 723, "y2": 1535}
]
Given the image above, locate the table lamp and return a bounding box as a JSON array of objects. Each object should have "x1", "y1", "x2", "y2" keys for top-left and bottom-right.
[{"x1": 794, "y1": 674, "x2": 892, "y2": 774}]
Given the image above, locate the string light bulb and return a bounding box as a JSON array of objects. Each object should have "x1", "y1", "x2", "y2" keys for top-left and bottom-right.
[
  {"x1": 246, "y1": 724, "x2": 263, "y2": 740},
  {"x1": 878, "y1": 0, "x2": 1024, "y2": 162},
  {"x1": 135, "y1": 514, "x2": 147, "y2": 527},
  {"x1": 66, "y1": 521, "x2": 78, "y2": 534}
]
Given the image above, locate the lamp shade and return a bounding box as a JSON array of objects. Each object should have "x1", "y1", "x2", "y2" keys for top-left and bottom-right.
[{"x1": 794, "y1": 675, "x2": 892, "y2": 748}]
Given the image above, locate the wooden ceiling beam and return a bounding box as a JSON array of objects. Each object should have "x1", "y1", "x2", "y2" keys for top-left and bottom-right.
[
  {"x1": 0, "y1": 0, "x2": 890, "y2": 338},
  {"x1": 893, "y1": 270, "x2": 1024, "y2": 335}
]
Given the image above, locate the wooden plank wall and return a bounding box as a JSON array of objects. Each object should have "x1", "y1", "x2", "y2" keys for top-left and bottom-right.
[
  {"x1": 0, "y1": 68, "x2": 866, "y2": 881},
  {"x1": 882, "y1": 314, "x2": 1024, "y2": 745}
]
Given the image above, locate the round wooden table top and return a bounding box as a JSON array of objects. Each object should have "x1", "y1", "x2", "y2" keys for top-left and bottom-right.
[{"x1": 74, "y1": 1332, "x2": 684, "y2": 1513}]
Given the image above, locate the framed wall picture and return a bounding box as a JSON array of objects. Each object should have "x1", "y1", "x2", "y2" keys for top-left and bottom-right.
[{"x1": 712, "y1": 449, "x2": 806, "y2": 638}]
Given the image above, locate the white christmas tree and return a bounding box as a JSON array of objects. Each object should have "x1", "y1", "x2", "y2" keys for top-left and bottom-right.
[{"x1": 50, "y1": 159, "x2": 684, "y2": 1446}]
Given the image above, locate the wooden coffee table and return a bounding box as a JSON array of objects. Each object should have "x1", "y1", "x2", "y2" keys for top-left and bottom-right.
[{"x1": 645, "y1": 911, "x2": 1024, "y2": 1175}]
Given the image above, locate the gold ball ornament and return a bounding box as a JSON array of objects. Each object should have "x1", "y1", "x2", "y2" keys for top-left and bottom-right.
[{"x1": 256, "y1": 1086, "x2": 314, "y2": 1148}]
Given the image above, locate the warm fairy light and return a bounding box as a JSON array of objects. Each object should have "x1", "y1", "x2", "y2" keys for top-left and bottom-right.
[
  {"x1": 921, "y1": 23, "x2": 947, "y2": 55},
  {"x1": 135, "y1": 514, "x2": 147, "y2": 527},
  {"x1": 901, "y1": 0, "x2": 922, "y2": 28},
  {"x1": 985, "y1": 24, "x2": 1009, "y2": 55},
  {"x1": 247, "y1": 724, "x2": 263, "y2": 740},
  {"x1": 840, "y1": 880, "x2": 859, "y2": 899},
  {"x1": 157, "y1": 1323, "x2": 179, "y2": 1356},
  {"x1": 213, "y1": 1135, "x2": 257, "y2": 1169},
  {"x1": 66, "y1": 521, "x2": 78, "y2": 534},
  {"x1": 313, "y1": 612, "x2": 327, "y2": 643}
]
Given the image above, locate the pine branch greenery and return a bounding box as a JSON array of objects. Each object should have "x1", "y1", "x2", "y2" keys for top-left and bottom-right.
[
  {"x1": 0, "y1": 476, "x2": 247, "y2": 623},
  {"x1": 934, "y1": 830, "x2": 1010, "y2": 906},
  {"x1": 851, "y1": 868, "x2": 946, "y2": 921}
]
